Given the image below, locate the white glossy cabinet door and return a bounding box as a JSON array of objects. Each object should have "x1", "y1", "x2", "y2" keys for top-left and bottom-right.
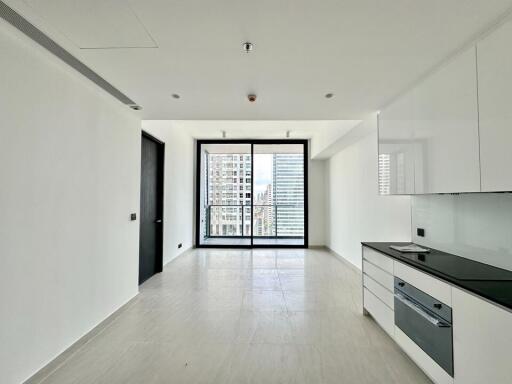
[
  {"x1": 452, "y1": 288, "x2": 512, "y2": 384},
  {"x1": 378, "y1": 91, "x2": 416, "y2": 195},
  {"x1": 413, "y1": 47, "x2": 480, "y2": 193},
  {"x1": 477, "y1": 19, "x2": 512, "y2": 192}
]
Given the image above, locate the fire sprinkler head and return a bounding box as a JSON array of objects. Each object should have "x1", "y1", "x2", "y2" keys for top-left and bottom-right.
[
  {"x1": 243, "y1": 42, "x2": 254, "y2": 53},
  {"x1": 247, "y1": 94, "x2": 257, "y2": 103}
]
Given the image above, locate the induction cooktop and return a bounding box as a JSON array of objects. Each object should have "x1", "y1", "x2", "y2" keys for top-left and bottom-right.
[{"x1": 389, "y1": 246, "x2": 512, "y2": 281}]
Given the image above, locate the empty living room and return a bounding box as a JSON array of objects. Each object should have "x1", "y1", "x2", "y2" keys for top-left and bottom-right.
[{"x1": 1, "y1": 1, "x2": 512, "y2": 383}]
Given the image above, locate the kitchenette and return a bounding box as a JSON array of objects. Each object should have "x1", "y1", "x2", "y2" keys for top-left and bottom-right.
[
  {"x1": 362, "y1": 242, "x2": 512, "y2": 384},
  {"x1": 368, "y1": 14, "x2": 512, "y2": 384}
]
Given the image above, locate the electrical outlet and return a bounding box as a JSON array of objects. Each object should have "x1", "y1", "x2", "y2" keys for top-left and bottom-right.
[
  {"x1": 178, "y1": 243, "x2": 183, "y2": 249},
  {"x1": 417, "y1": 228, "x2": 425, "y2": 237}
]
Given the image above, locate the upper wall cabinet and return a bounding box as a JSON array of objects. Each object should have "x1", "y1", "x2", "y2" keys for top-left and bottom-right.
[
  {"x1": 379, "y1": 47, "x2": 481, "y2": 194},
  {"x1": 378, "y1": 92, "x2": 416, "y2": 195},
  {"x1": 413, "y1": 48, "x2": 480, "y2": 194},
  {"x1": 477, "y1": 20, "x2": 512, "y2": 192}
]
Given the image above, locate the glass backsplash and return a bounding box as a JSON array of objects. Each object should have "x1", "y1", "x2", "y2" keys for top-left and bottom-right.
[{"x1": 412, "y1": 193, "x2": 512, "y2": 271}]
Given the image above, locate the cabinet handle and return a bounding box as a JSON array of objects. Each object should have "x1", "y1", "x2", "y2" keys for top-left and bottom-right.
[{"x1": 395, "y1": 293, "x2": 450, "y2": 328}]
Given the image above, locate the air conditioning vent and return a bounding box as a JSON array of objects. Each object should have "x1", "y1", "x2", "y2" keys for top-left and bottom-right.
[{"x1": 0, "y1": 0, "x2": 138, "y2": 107}]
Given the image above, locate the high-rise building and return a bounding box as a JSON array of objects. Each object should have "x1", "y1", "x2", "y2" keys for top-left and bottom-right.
[
  {"x1": 273, "y1": 154, "x2": 304, "y2": 237},
  {"x1": 206, "y1": 153, "x2": 251, "y2": 236},
  {"x1": 253, "y1": 183, "x2": 274, "y2": 236},
  {"x1": 204, "y1": 152, "x2": 304, "y2": 239}
]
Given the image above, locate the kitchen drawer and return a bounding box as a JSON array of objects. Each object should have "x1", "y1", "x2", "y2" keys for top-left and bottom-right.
[
  {"x1": 395, "y1": 327, "x2": 453, "y2": 384},
  {"x1": 363, "y1": 246, "x2": 394, "y2": 274},
  {"x1": 363, "y1": 260, "x2": 394, "y2": 292},
  {"x1": 364, "y1": 288, "x2": 395, "y2": 338},
  {"x1": 363, "y1": 275, "x2": 394, "y2": 309},
  {"x1": 394, "y1": 261, "x2": 452, "y2": 306}
]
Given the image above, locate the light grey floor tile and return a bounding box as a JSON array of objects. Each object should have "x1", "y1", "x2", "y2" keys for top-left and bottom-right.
[{"x1": 37, "y1": 248, "x2": 431, "y2": 384}]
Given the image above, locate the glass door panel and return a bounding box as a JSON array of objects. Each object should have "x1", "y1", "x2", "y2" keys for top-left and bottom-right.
[
  {"x1": 252, "y1": 144, "x2": 305, "y2": 246},
  {"x1": 198, "y1": 143, "x2": 252, "y2": 246}
]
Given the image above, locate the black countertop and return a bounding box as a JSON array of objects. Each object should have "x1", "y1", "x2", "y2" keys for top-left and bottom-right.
[{"x1": 362, "y1": 242, "x2": 512, "y2": 311}]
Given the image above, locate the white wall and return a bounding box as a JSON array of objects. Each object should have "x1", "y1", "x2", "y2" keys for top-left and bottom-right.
[
  {"x1": 141, "y1": 121, "x2": 195, "y2": 264},
  {"x1": 309, "y1": 120, "x2": 361, "y2": 158},
  {"x1": 0, "y1": 21, "x2": 141, "y2": 384},
  {"x1": 326, "y1": 114, "x2": 411, "y2": 269},
  {"x1": 309, "y1": 159, "x2": 326, "y2": 246}
]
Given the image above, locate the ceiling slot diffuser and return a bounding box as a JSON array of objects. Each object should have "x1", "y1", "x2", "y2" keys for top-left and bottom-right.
[{"x1": 0, "y1": 0, "x2": 138, "y2": 108}]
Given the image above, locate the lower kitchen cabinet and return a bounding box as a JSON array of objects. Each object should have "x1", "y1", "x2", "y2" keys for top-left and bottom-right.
[
  {"x1": 452, "y1": 287, "x2": 512, "y2": 384},
  {"x1": 363, "y1": 287, "x2": 395, "y2": 337},
  {"x1": 362, "y1": 245, "x2": 512, "y2": 384}
]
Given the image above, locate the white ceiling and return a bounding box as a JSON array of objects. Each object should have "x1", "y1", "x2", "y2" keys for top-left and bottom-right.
[{"x1": 6, "y1": 0, "x2": 512, "y2": 120}]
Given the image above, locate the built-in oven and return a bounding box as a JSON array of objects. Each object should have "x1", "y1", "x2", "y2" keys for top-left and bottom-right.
[{"x1": 394, "y1": 277, "x2": 454, "y2": 377}]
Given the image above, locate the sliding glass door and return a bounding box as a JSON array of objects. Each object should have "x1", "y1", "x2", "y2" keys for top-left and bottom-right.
[
  {"x1": 196, "y1": 140, "x2": 307, "y2": 248},
  {"x1": 252, "y1": 144, "x2": 305, "y2": 246},
  {"x1": 197, "y1": 143, "x2": 252, "y2": 246}
]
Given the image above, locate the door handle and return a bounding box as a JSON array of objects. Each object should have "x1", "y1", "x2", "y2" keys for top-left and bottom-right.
[
  {"x1": 395, "y1": 293, "x2": 450, "y2": 328},
  {"x1": 154, "y1": 219, "x2": 162, "y2": 223}
]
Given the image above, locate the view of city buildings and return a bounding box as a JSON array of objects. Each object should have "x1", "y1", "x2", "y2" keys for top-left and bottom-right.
[
  {"x1": 206, "y1": 154, "x2": 252, "y2": 236},
  {"x1": 205, "y1": 152, "x2": 304, "y2": 238},
  {"x1": 253, "y1": 183, "x2": 274, "y2": 236},
  {"x1": 273, "y1": 154, "x2": 305, "y2": 237}
]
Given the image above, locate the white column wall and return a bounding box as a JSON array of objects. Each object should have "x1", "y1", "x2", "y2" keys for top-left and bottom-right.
[{"x1": 0, "y1": 21, "x2": 141, "y2": 384}]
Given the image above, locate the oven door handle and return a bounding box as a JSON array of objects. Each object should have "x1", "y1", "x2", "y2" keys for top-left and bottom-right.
[{"x1": 395, "y1": 293, "x2": 451, "y2": 328}]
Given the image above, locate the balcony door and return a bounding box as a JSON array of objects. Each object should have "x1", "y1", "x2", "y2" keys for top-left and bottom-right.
[{"x1": 196, "y1": 140, "x2": 307, "y2": 248}]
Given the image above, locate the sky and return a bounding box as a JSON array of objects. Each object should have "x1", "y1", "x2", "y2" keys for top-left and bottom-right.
[{"x1": 253, "y1": 154, "x2": 273, "y2": 194}]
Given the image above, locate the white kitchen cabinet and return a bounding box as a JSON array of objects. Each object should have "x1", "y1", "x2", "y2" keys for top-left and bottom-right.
[
  {"x1": 378, "y1": 47, "x2": 481, "y2": 194},
  {"x1": 363, "y1": 260, "x2": 394, "y2": 291},
  {"x1": 363, "y1": 288, "x2": 395, "y2": 338},
  {"x1": 362, "y1": 246, "x2": 394, "y2": 274},
  {"x1": 378, "y1": 93, "x2": 416, "y2": 195},
  {"x1": 452, "y1": 287, "x2": 512, "y2": 384},
  {"x1": 412, "y1": 47, "x2": 480, "y2": 193},
  {"x1": 477, "y1": 19, "x2": 512, "y2": 191},
  {"x1": 363, "y1": 246, "x2": 512, "y2": 384},
  {"x1": 362, "y1": 247, "x2": 395, "y2": 338},
  {"x1": 394, "y1": 261, "x2": 452, "y2": 306},
  {"x1": 363, "y1": 275, "x2": 394, "y2": 309}
]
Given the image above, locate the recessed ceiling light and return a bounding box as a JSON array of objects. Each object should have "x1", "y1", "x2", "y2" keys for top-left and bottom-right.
[
  {"x1": 172, "y1": 93, "x2": 181, "y2": 99},
  {"x1": 325, "y1": 93, "x2": 334, "y2": 99}
]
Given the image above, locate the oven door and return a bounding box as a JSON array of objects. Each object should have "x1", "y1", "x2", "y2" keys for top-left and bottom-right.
[{"x1": 394, "y1": 290, "x2": 453, "y2": 376}]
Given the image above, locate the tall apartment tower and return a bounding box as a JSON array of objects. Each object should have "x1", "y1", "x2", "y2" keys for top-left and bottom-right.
[
  {"x1": 207, "y1": 154, "x2": 251, "y2": 236},
  {"x1": 273, "y1": 154, "x2": 305, "y2": 237}
]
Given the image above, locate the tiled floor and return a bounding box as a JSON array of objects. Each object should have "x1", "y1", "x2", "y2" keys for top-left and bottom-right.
[{"x1": 34, "y1": 248, "x2": 431, "y2": 384}]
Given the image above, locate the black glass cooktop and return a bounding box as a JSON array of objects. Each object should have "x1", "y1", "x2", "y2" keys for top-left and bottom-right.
[{"x1": 362, "y1": 242, "x2": 512, "y2": 310}]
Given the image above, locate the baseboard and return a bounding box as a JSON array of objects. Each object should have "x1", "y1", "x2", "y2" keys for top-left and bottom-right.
[
  {"x1": 163, "y1": 245, "x2": 193, "y2": 268},
  {"x1": 24, "y1": 293, "x2": 139, "y2": 384},
  {"x1": 324, "y1": 247, "x2": 362, "y2": 274},
  {"x1": 308, "y1": 245, "x2": 328, "y2": 250}
]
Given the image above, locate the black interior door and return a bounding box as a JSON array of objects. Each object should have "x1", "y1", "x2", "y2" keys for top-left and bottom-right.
[{"x1": 139, "y1": 132, "x2": 164, "y2": 285}]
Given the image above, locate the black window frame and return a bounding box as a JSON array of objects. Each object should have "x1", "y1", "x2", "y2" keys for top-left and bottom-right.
[{"x1": 195, "y1": 139, "x2": 309, "y2": 249}]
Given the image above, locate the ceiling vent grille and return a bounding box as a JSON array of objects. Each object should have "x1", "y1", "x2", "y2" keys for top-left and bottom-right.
[{"x1": 0, "y1": 0, "x2": 138, "y2": 107}]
